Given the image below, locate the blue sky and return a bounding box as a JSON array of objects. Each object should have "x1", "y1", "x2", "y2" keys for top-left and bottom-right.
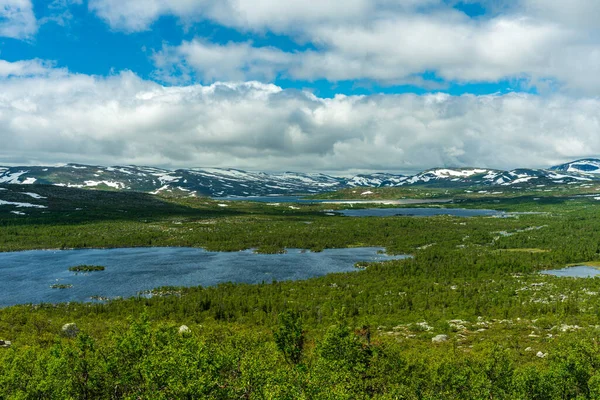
[{"x1": 0, "y1": 0, "x2": 598, "y2": 172}]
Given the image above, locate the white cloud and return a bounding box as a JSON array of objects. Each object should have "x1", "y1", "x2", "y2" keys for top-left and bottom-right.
[
  {"x1": 87, "y1": 0, "x2": 408, "y2": 33},
  {"x1": 155, "y1": 15, "x2": 600, "y2": 94},
  {"x1": 0, "y1": 59, "x2": 59, "y2": 77},
  {"x1": 0, "y1": 0, "x2": 37, "y2": 39},
  {"x1": 153, "y1": 40, "x2": 293, "y2": 83},
  {"x1": 0, "y1": 62, "x2": 599, "y2": 172}
]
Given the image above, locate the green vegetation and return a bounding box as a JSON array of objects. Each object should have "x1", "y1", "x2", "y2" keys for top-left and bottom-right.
[
  {"x1": 566, "y1": 261, "x2": 600, "y2": 269},
  {"x1": 3, "y1": 184, "x2": 600, "y2": 397},
  {"x1": 69, "y1": 265, "x2": 105, "y2": 273},
  {"x1": 50, "y1": 283, "x2": 73, "y2": 289}
]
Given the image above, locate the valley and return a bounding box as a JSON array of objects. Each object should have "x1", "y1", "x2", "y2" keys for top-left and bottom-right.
[{"x1": 1, "y1": 163, "x2": 600, "y2": 398}]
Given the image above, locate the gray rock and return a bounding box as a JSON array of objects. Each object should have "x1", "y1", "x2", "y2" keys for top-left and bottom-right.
[
  {"x1": 432, "y1": 334, "x2": 449, "y2": 343},
  {"x1": 0, "y1": 340, "x2": 11, "y2": 348},
  {"x1": 61, "y1": 323, "x2": 79, "y2": 338}
]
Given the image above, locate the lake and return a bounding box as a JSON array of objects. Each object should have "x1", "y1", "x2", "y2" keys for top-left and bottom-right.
[
  {"x1": 0, "y1": 247, "x2": 408, "y2": 306},
  {"x1": 540, "y1": 266, "x2": 600, "y2": 278},
  {"x1": 335, "y1": 208, "x2": 504, "y2": 217},
  {"x1": 215, "y1": 196, "x2": 452, "y2": 205}
]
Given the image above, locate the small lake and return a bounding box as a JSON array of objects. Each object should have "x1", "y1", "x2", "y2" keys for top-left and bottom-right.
[
  {"x1": 335, "y1": 208, "x2": 504, "y2": 217},
  {"x1": 541, "y1": 266, "x2": 600, "y2": 278},
  {"x1": 0, "y1": 247, "x2": 408, "y2": 306}
]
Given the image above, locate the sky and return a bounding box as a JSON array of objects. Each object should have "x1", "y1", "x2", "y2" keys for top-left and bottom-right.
[{"x1": 0, "y1": 0, "x2": 599, "y2": 174}]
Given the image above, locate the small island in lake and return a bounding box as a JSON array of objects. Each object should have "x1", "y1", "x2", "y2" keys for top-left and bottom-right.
[
  {"x1": 50, "y1": 284, "x2": 73, "y2": 289},
  {"x1": 69, "y1": 265, "x2": 106, "y2": 273}
]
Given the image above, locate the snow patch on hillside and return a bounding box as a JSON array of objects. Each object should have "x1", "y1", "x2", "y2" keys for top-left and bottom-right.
[
  {"x1": 23, "y1": 192, "x2": 46, "y2": 199},
  {"x1": 84, "y1": 180, "x2": 127, "y2": 189},
  {"x1": 0, "y1": 200, "x2": 47, "y2": 208},
  {"x1": 0, "y1": 171, "x2": 28, "y2": 184}
]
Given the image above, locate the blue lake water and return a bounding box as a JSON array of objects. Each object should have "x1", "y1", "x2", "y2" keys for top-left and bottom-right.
[
  {"x1": 541, "y1": 266, "x2": 600, "y2": 278},
  {"x1": 336, "y1": 208, "x2": 504, "y2": 217},
  {"x1": 0, "y1": 247, "x2": 408, "y2": 306}
]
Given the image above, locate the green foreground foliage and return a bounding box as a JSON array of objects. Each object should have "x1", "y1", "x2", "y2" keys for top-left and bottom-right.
[{"x1": 2, "y1": 185, "x2": 600, "y2": 397}]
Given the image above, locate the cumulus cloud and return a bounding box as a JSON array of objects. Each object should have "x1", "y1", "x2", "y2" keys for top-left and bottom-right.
[
  {"x1": 0, "y1": 0, "x2": 37, "y2": 39},
  {"x1": 0, "y1": 61, "x2": 598, "y2": 172},
  {"x1": 153, "y1": 40, "x2": 293, "y2": 83}
]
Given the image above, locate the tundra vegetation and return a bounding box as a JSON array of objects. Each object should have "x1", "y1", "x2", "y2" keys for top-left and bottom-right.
[{"x1": 2, "y1": 184, "x2": 600, "y2": 398}]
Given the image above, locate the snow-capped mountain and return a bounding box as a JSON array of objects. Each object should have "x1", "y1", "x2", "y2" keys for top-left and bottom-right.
[
  {"x1": 0, "y1": 164, "x2": 350, "y2": 197},
  {"x1": 1, "y1": 160, "x2": 599, "y2": 197},
  {"x1": 175, "y1": 168, "x2": 344, "y2": 196},
  {"x1": 550, "y1": 159, "x2": 600, "y2": 174},
  {"x1": 345, "y1": 173, "x2": 408, "y2": 187}
]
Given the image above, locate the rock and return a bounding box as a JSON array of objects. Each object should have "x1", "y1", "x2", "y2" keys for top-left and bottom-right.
[
  {"x1": 61, "y1": 323, "x2": 79, "y2": 338},
  {"x1": 525, "y1": 347, "x2": 533, "y2": 352},
  {"x1": 536, "y1": 351, "x2": 547, "y2": 358},
  {"x1": 178, "y1": 325, "x2": 191, "y2": 335},
  {"x1": 0, "y1": 340, "x2": 11, "y2": 348},
  {"x1": 432, "y1": 334, "x2": 449, "y2": 343}
]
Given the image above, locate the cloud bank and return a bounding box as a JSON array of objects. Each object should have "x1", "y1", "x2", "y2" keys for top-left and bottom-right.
[{"x1": 0, "y1": 62, "x2": 598, "y2": 172}]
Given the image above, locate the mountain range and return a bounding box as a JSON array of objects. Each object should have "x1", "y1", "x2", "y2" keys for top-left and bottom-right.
[{"x1": 1, "y1": 159, "x2": 599, "y2": 197}]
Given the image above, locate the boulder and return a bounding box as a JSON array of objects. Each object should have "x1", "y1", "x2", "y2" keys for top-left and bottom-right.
[
  {"x1": 536, "y1": 351, "x2": 547, "y2": 358},
  {"x1": 178, "y1": 325, "x2": 191, "y2": 335},
  {"x1": 61, "y1": 323, "x2": 79, "y2": 338},
  {"x1": 0, "y1": 340, "x2": 11, "y2": 348},
  {"x1": 432, "y1": 334, "x2": 448, "y2": 343}
]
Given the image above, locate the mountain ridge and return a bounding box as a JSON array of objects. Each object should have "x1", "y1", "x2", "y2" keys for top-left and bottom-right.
[{"x1": 0, "y1": 160, "x2": 599, "y2": 197}]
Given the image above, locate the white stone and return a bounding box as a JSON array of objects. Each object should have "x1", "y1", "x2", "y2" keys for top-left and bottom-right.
[
  {"x1": 432, "y1": 334, "x2": 448, "y2": 343},
  {"x1": 178, "y1": 325, "x2": 191, "y2": 334}
]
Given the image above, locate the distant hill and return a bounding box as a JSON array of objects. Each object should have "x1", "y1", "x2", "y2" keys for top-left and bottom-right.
[
  {"x1": 550, "y1": 158, "x2": 600, "y2": 174},
  {"x1": 0, "y1": 159, "x2": 598, "y2": 197}
]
